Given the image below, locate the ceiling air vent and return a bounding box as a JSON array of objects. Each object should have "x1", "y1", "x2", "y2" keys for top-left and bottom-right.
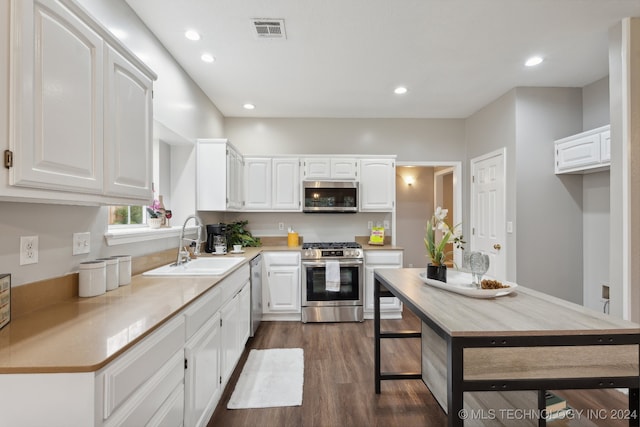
[{"x1": 251, "y1": 19, "x2": 286, "y2": 39}]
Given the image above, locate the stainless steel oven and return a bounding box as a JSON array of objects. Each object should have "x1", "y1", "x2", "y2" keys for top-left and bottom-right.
[{"x1": 301, "y1": 242, "x2": 364, "y2": 322}]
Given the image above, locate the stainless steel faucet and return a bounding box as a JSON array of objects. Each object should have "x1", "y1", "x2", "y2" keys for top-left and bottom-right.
[{"x1": 175, "y1": 214, "x2": 204, "y2": 266}]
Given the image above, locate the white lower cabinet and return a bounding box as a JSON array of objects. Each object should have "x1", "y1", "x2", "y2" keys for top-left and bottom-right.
[
  {"x1": 364, "y1": 250, "x2": 403, "y2": 319},
  {"x1": 184, "y1": 266, "x2": 250, "y2": 427},
  {"x1": 262, "y1": 252, "x2": 301, "y2": 320},
  {"x1": 0, "y1": 264, "x2": 251, "y2": 427}
]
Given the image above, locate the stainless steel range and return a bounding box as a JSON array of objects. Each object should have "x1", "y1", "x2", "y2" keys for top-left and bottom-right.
[{"x1": 301, "y1": 242, "x2": 364, "y2": 323}]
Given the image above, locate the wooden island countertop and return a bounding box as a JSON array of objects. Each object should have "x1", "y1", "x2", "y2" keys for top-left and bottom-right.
[{"x1": 373, "y1": 268, "x2": 640, "y2": 427}]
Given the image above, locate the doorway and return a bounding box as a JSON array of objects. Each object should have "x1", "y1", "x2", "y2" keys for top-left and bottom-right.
[{"x1": 395, "y1": 162, "x2": 461, "y2": 269}]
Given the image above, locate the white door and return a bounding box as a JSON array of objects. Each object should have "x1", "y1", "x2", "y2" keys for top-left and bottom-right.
[{"x1": 470, "y1": 148, "x2": 506, "y2": 280}]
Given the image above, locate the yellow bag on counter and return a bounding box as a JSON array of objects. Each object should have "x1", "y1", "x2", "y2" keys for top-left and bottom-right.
[{"x1": 368, "y1": 226, "x2": 385, "y2": 245}]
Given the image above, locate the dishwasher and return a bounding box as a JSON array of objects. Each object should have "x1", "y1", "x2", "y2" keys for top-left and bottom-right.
[{"x1": 249, "y1": 254, "x2": 263, "y2": 337}]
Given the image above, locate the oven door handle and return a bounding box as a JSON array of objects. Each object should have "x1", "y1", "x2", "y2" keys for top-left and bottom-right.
[{"x1": 302, "y1": 260, "x2": 363, "y2": 267}]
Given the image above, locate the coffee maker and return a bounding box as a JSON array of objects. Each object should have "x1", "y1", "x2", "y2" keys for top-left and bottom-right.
[{"x1": 205, "y1": 223, "x2": 227, "y2": 253}]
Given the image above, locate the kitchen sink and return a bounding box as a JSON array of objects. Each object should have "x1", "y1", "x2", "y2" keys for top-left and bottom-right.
[{"x1": 142, "y1": 257, "x2": 245, "y2": 276}]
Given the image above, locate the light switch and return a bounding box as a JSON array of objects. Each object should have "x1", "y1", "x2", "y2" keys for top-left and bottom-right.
[
  {"x1": 73, "y1": 232, "x2": 91, "y2": 255},
  {"x1": 506, "y1": 221, "x2": 513, "y2": 233}
]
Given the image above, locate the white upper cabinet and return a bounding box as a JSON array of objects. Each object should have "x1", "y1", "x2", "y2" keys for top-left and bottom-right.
[
  {"x1": 359, "y1": 158, "x2": 395, "y2": 211},
  {"x1": 302, "y1": 157, "x2": 358, "y2": 180},
  {"x1": 196, "y1": 139, "x2": 244, "y2": 211},
  {"x1": 244, "y1": 157, "x2": 300, "y2": 211},
  {"x1": 103, "y1": 45, "x2": 153, "y2": 199},
  {"x1": 5, "y1": 0, "x2": 156, "y2": 204},
  {"x1": 555, "y1": 125, "x2": 611, "y2": 174}
]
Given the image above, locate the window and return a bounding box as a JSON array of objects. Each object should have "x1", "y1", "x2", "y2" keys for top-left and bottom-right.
[{"x1": 108, "y1": 205, "x2": 144, "y2": 226}]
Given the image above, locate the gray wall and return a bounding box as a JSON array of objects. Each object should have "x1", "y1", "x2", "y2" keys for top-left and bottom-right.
[
  {"x1": 465, "y1": 90, "x2": 518, "y2": 279},
  {"x1": 225, "y1": 118, "x2": 466, "y2": 161},
  {"x1": 514, "y1": 87, "x2": 583, "y2": 302},
  {"x1": 465, "y1": 87, "x2": 586, "y2": 303},
  {"x1": 583, "y1": 77, "x2": 610, "y2": 130}
]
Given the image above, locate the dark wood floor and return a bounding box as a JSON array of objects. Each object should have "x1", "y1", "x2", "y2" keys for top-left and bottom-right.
[{"x1": 208, "y1": 308, "x2": 630, "y2": 427}]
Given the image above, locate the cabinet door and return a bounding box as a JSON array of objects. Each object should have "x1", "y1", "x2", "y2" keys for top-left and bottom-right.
[
  {"x1": 364, "y1": 251, "x2": 403, "y2": 314},
  {"x1": 360, "y1": 159, "x2": 395, "y2": 211},
  {"x1": 184, "y1": 312, "x2": 222, "y2": 427},
  {"x1": 331, "y1": 158, "x2": 358, "y2": 179},
  {"x1": 226, "y1": 147, "x2": 243, "y2": 210},
  {"x1": 272, "y1": 158, "x2": 300, "y2": 210},
  {"x1": 238, "y1": 283, "x2": 251, "y2": 347},
  {"x1": 196, "y1": 139, "x2": 227, "y2": 211},
  {"x1": 555, "y1": 134, "x2": 601, "y2": 173},
  {"x1": 103, "y1": 45, "x2": 153, "y2": 200},
  {"x1": 220, "y1": 292, "x2": 240, "y2": 383},
  {"x1": 303, "y1": 157, "x2": 330, "y2": 179},
  {"x1": 264, "y1": 265, "x2": 300, "y2": 313},
  {"x1": 244, "y1": 158, "x2": 272, "y2": 210},
  {"x1": 600, "y1": 129, "x2": 611, "y2": 163},
  {"x1": 11, "y1": 0, "x2": 104, "y2": 193}
]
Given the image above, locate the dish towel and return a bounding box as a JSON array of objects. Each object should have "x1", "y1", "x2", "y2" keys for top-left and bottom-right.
[{"x1": 325, "y1": 260, "x2": 341, "y2": 292}]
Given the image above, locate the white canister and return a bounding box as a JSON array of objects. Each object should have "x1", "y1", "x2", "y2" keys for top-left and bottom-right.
[
  {"x1": 96, "y1": 257, "x2": 119, "y2": 291},
  {"x1": 113, "y1": 255, "x2": 132, "y2": 286},
  {"x1": 79, "y1": 261, "x2": 106, "y2": 297}
]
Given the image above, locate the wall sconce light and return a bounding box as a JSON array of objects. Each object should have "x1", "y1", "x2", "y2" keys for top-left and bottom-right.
[{"x1": 404, "y1": 176, "x2": 415, "y2": 186}]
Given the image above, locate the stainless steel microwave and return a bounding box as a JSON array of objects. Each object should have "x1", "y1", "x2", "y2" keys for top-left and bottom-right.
[{"x1": 303, "y1": 181, "x2": 358, "y2": 213}]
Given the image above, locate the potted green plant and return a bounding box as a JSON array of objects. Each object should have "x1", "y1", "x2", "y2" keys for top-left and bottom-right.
[
  {"x1": 424, "y1": 206, "x2": 464, "y2": 282},
  {"x1": 225, "y1": 220, "x2": 261, "y2": 250}
]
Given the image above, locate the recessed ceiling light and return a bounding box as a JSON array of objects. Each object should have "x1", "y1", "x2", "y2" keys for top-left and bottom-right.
[
  {"x1": 525, "y1": 56, "x2": 543, "y2": 67},
  {"x1": 243, "y1": 103, "x2": 256, "y2": 110},
  {"x1": 394, "y1": 86, "x2": 408, "y2": 95},
  {"x1": 185, "y1": 30, "x2": 200, "y2": 41},
  {"x1": 201, "y1": 53, "x2": 215, "y2": 63}
]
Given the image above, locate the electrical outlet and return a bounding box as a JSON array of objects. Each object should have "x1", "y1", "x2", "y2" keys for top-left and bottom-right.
[
  {"x1": 20, "y1": 235, "x2": 38, "y2": 265},
  {"x1": 383, "y1": 220, "x2": 390, "y2": 229},
  {"x1": 278, "y1": 222, "x2": 284, "y2": 231},
  {"x1": 367, "y1": 221, "x2": 373, "y2": 230},
  {"x1": 73, "y1": 232, "x2": 91, "y2": 255}
]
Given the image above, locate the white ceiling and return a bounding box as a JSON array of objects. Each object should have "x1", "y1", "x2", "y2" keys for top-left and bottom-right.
[{"x1": 124, "y1": 0, "x2": 640, "y2": 119}]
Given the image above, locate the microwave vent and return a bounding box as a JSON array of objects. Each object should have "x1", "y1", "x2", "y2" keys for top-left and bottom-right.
[{"x1": 251, "y1": 19, "x2": 286, "y2": 39}]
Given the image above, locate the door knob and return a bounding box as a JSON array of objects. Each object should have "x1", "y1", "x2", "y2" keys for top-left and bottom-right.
[{"x1": 493, "y1": 243, "x2": 502, "y2": 250}]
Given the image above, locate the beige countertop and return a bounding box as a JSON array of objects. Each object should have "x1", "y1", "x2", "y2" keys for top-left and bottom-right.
[
  {"x1": 0, "y1": 248, "x2": 267, "y2": 374},
  {"x1": 0, "y1": 243, "x2": 403, "y2": 374}
]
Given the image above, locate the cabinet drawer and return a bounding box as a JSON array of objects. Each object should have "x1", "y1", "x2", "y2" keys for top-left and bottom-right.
[
  {"x1": 103, "y1": 315, "x2": 185, "y2": 418},
  {"x1": 147, "y1": 383, "x2": 185, "y2": 427},
  {"x1": 364, "y1": 251, "x2": 403, "y2": 265},
  {"x1": 220, "y1": 264, "x2": 250, "y2": 302},
  {"x1": 264, "y1": 252, "x2": 301, "y2": 266},
  {"x1": 104, "y1": 351, "x2": 184, "y2": 427},
  {"x1": 184, "y1": 285, "x2": 222, "y2": 340}
]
